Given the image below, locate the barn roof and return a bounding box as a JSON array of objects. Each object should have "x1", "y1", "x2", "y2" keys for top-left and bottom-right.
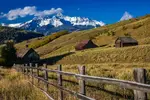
[
  {"x1": 116, "y1": 37, "x2": 138, "y2": 43},
  {"x1": 76, "y1": 40, "x2": 91, "y2": 48},
  {"x1": 75, "y1": 39, "x2": 97, "y2": 50},
  {"x1": 17, "y1": 48, "x2": 34, "y2": 58},
  {"x1": 80, "y1": 40, "x2": 91, "y2": 44}
]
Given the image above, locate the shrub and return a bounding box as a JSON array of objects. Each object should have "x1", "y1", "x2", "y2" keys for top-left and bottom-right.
[
  {"x1": 132, "y1": 23, "x2": 143, "y2": 29},
  {"x1": 122, "y1": 26, "x2": 127, "y2": 30},
  {"x1": 124, "y1": 33, "x2": 131, "y2": 37},
  {"x1": 107, "y1": 31, "x2": 115, "y2": 36},
  {"x1": 0, "y1": 41, "x2": 17, "y2": 66},
  {"x1": 0, "y1": 58, "x2": 5, "y2": 65}
]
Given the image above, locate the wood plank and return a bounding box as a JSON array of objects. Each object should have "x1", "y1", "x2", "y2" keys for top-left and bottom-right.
[
  {"x1": 134, "y1": 68, "x2": 147, "y2": 100},
  {"x1": 43, "y1": 64, "x2": 48, "y2": 92},
  {"x1": 78, "y1": 66, "x2": 86, "y2": 96},
  {"x1": 57, "y1": 65, "x2": 63, "y2": 100},
  {"x1": 21, "y1": 66, "x2": 150, "y2": 93}
]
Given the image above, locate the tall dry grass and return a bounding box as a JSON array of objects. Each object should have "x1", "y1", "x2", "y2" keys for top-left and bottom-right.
[{"x1": 0, "y1": 68, "x2": 49, "y2": 100}]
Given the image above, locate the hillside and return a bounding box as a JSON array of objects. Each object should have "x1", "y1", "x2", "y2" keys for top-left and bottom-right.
[
  {"x1": 16, "y1": 14, "x2": 150, "y2": 58},
  {"x1": 0, "y1": 26, "x2": 43, "y2": 44},
  {"x1": 15, "y1": 14, "x2": 150, "y2": 100}
]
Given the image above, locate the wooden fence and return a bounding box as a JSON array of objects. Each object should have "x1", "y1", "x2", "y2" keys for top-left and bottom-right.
[{"x1": 14, "y1": 63, "x2": 150, "y2": 100}]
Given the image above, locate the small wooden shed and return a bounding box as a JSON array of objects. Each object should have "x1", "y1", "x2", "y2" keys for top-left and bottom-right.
[
  {"x1": 17, "y1": 48, "x2": 40, "y2": 63},
  {"x1": 75, "y1": 40, "x2": 97, "y2": 50},
  {"x1": 115, "y1": 37, "x2": 138, "y2": 47}
]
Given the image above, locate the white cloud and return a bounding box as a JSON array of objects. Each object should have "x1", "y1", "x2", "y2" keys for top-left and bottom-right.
[{"x1": 1, "y1": 6, "x2": 63, "y2": 20}]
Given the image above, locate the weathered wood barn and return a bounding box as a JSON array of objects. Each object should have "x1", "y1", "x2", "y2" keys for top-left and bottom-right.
[
  {"x1": 17, "y1": 48, "x2": 40, "y2": 63},
  {"x1": 115, "y1": 37, "x2": 138, "y2": 47},
  {"x1": 75, "y1": 40, "x2": 97, "y2": 50}
]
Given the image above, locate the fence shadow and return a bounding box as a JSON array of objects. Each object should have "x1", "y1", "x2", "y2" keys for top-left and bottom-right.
[
  {"x1": 39, "y1": 52, "x2": 74, "y2": 65},
  {"x1": 45, "y1": 76, "x2": 133, "y2": 99}
]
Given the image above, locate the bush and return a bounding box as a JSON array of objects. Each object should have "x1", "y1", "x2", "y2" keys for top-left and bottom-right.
[
  {"x1": 107, "y1": 31, "x2": 115, "y2": 36},
  {"x1": 122, "y1": 26, "x2": 127, "y2": 30},
  {"x1": 0, "y1": 58, "x2": 6, "y2": 65},
  {"x1": 0, "y1": 41, "x2": 17, "y2": 66},
  {"x1": 124, "y1": 33, "x2": 131, "y2": 37},
  {"x1": 132, "y1": 23, "x2": 143, "y2": 29}
]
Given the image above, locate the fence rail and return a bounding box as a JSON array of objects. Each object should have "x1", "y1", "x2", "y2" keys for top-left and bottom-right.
[{"x1": 14, "y1": 64, "x2": 150, "y2": 100}]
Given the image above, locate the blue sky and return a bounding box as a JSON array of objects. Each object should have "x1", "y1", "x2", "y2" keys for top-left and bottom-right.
[{"x1": 0, "y1": 0, "x2": 150, "y2": 24}]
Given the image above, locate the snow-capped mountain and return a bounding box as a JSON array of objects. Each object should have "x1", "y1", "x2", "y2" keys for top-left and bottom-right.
[
  {"x1": 120, "y1": 12, "x2": 133, "y2": 21},
  {"x1": 1, "y1": 23, "x2": 22, "y2": 28},
  {"x1": 2, "y1": 13, "x2": 105, "y2": 35}
]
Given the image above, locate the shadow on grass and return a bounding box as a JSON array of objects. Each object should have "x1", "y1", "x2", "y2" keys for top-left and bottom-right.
[
  {"x1": 39, "y1": 52, "x2": 75, "y2": 65},
  {"x1": 38, "y1": 75, "x2": 133, "y2": 100}
]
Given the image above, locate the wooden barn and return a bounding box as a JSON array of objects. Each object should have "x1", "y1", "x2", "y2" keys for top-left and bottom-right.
[
  {"x1": 115, "y1": 37, "x2": 138, "y2": 47},
  {"x1": 17, "y1": 48, "x2": 40, "y2": 63},
  {"x1": 75, "y1": 40, "x2": 97, "y2": 50}
]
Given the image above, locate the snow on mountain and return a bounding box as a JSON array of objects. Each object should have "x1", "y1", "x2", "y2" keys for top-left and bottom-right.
[
  {"x1": 50, "y1": 16, "x2": 63, "y2": 27},
  {"x1": 1, "y1": 13, "x2": 105, "y2": 35},
  {"x1": 120, "y1": 11, "x2": 133, "y2": 21},
  {"x1": 8, "y1": 23, "x2": 22, "y2": 28},
  {"x1": 39, "y1": 18, "x2": 51, "y2": 26},
  {"x1": 63, "y1": 16, "x2": 105, "y2": 27},
  {"x1": 1, "y1": 23, "x2": 21, "y2": 28}
]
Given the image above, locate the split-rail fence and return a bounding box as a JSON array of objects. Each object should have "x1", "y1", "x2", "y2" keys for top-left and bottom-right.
[{"x1": 14, "y1": 63, "x2": 150, "y2": 100}]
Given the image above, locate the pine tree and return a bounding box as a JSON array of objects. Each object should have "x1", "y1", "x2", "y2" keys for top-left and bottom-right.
[{"x1": 1, "y1": 40, "x2": 17, "y2": 66}]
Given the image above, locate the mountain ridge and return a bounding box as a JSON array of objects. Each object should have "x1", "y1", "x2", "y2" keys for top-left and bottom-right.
[
  {"x1": 2, "y1": 13, "x2": 105, "y2": 35},
  {"x1": 0, "y1": 26, "x2": 43, "y2": 44}
]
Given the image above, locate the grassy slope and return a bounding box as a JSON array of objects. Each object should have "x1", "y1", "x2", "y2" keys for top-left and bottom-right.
[
  {"x1": 41, "y1": 15, "x2": 150, "y2": 58},
  {"x1": 56, "y1": 45, "x2": 150, "y2": 64},
  {"x1": 0, "y1": 26, "x2": 43, "y2": 44},
  {"x1": 15, "y1": 14, "x2": 150, "y2": 78},
  {"x1": 15, "y1": 14, "x2": 150, "y2": 58},
  {"x1": 15, "y1": 30, "x2": 69, "y2": 51},
  {"x1": 14, "y1": 14, "x2": 150, "y2": 100},
  {"x1": 0, "y1": 68, "x2": 49, "y2": 100}
]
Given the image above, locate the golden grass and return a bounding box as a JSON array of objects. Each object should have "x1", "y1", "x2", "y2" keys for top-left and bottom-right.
[
  {"x1": 0, "y1": 68, "x2": 49, "y2": 100},
  {"x1": 15, "y1": 14, "x2": 150, "y2": 59},
  {"x1": 53, "y1": 45, "x2": 150, "y2": 64},
  {"x1": 13, "y1": 14, "x2": 150, "y2": 99},
  {"x1": 39, "y1": 62, "x2": 150, "y2": 100},
  {"x1": 38, "y1": 63, "x2": 150, "y2": 100}
]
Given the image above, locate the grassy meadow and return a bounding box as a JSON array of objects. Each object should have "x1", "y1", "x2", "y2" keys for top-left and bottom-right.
[
  {"x1": 13, "y1": 14, "x2": 150, "y2": 99},
  {"x1": 15, "y1": 14, "x2": 150, "y2": 59},
  {"x1": 33, "y1": 63, "x2": 150, "y2": 100},
  {"x1": 0, "y1": 68, "x2": 49, "y2": 100}
]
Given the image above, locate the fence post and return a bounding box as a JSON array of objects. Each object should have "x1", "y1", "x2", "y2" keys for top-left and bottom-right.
[
  {"x1": 13, "y1": 63, "x2": 16, "y2": 67},
  {"x1": 25, "y1": 64, "x2": 28, "y2": 74},
  {"x1": 29, "y1": 63, "x2": 32, "y2": 74},
  {"x1": 22, "y1": 64, "x2": 25, "y2": 73},
  {"x1": 25, "y1": 64, "x2": 29, "y2": 79},
  {"x1": 78, "y1": 66, "x2": 86, "y2": 97},
  {"x1": 30, "y1": 63, "x2": 34, "y2": 84},
  {"x1": 35, "y1": 63, "x2": 40, "y2": 85},
  {"x1": 44, "y1": 64, "x2": 48, "y2": 92},
  {"x1": 133, "y1": 68, "x2": 147, "y2": 100},
  {"x1": 57, "y1": 65, "x2": 63, "y2": 100}
]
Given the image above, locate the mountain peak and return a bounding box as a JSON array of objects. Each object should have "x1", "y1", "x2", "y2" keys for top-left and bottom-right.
[
  {"x1": 1, "y1": 14, "x2": 105, "y2": 35},
  {"x1": 120, "y1": 11, "x2": 133, "y2": 21},
  {"x1": 56, "y1": 12, "x2": 64, "y2": 18}
]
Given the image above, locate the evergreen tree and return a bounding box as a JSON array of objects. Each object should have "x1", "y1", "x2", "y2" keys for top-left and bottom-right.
[{"x1": 1, "y1": 40, "x2": 17, "y2": 66}]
